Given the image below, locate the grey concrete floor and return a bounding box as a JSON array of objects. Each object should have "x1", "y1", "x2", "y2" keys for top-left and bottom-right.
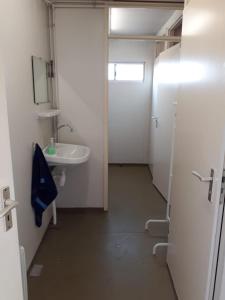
[{"x1": 28, "y1": 165, "x2": 177, "y2": 300}]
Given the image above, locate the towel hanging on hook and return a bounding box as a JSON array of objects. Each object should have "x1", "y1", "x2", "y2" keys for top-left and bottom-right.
[{"x1": 31, "y1": 143, "x2": 58, "y2": 227}]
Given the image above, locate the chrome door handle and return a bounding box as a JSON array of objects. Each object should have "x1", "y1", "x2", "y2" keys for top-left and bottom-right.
[
  {"x1": 192, "y1": 171, "x2": 213, "y2": 182},
  {"x1": 0, "y1": 186, "x2": 18, "y2": 231},
  {"x1": 0, "y1": 199, "x2": 18, "y2": 218},
  {"x1": 192, "y1": 169, "x2": 214, "y2": 202}
]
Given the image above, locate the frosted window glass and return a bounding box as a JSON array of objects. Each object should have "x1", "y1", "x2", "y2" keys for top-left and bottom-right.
[
  {"x1": 116, "y1": 63, "x2": 144, "y2": 81},
  {"x1": 108, "y1": 63, "x2": 115, "y2": 80}
]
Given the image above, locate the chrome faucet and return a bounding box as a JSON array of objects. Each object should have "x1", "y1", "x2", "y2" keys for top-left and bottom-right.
[{"x1": 57, "y1": 124, "x2": 74, "y2": 132}]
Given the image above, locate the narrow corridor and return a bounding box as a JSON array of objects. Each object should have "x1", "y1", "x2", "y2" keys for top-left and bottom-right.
[{"x1": 29, "y1": 165, "x2": 176, "y2": 300}]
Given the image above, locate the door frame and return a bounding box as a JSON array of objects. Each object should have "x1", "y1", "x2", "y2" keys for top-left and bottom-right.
[
  {"x1": 209, "y1": 157, "x2": 225, "y2": 299},
  {"x1": 103, "y1": 7, "x2": 109, "y2": 211},
  {"x1": 49, "y1": 4, "x2": 110, "y2": 211},
  {"x1": 49, "y1": 3, "x2": 184, "y2": 212},
  {"x1": 45, "y1": 3, "x2": 225, "y2": 299}
]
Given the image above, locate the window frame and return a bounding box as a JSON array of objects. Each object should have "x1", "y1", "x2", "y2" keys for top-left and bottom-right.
[{"x1": 108, "y1": 62, "x2": 145, "y2": 82}]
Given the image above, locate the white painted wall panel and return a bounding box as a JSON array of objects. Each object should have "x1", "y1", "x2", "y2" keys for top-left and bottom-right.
[
  {"x1": 0, "y1": 54, "x2": 24, "y2": 300},
  {"x1": 54, "y1": 8, "x2": 105, "y2": 207},
  {"x1": 109, "y1": 40, "x2": 155, "y2": 164},
  {"x1": 0, "y1": 0, "x2": 53, "y2": 268}
]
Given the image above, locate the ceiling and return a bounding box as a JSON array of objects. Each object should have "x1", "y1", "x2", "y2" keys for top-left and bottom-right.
[
  {"x1": 50, "y1": 0, "x2": 184, "y2": 4},
  {"x1": 110, "y1": 8, "x2": 175, "y2": 35},
  {"x1": 112, "y1": 0, "x2": 183, "y2": 2}
]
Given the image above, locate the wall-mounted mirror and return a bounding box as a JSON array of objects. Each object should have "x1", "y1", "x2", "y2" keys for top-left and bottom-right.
[{"x1": 32, "y1": 56, "x2": 49, "y2": 104}]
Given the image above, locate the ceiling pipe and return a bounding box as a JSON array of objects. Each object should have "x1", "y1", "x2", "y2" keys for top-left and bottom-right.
[
  {"x1": 109, "y1": 34, "x2": 181, "y2": 42},
  {"x1": 50, "y1": 1, "x2": 184, "y2": 9}
]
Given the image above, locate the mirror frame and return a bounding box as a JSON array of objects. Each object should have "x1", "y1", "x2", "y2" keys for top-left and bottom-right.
[{"x1": 31, "y1": 56, "x2": 50, "y2": 105}]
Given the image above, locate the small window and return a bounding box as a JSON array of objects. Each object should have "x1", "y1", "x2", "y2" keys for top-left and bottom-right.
[{"x1": 108, "y1": 63, "x2": 144, "y2": 81}]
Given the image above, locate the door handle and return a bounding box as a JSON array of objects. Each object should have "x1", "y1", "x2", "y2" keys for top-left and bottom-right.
[
  {"x1": 192, "y1": 169, "x2": 214, "y2": 202},
  {"x1": 0, "y1": 199, "x2": 18, "y2": 218},
  {"x1": 192, "y1": 171, "x2": 213, "y2": 182},
  {"x1": 0, "y1": 186, "x2": 18, "y2": 231}
]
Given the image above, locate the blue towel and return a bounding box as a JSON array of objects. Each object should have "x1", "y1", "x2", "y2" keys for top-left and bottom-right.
[{"x1": 31, "y1": 144, "x2": 58, "y2": 227}]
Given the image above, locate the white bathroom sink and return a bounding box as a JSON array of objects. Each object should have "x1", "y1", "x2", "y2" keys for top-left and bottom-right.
[{"x1": 43, "y1": 143, "x2": 90, "y2": 166}]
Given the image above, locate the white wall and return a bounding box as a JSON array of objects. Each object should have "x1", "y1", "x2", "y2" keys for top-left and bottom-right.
[
  {"x1": 54, "y1": 8, "x2": 105, "y2": 208},
  {"x1": 109, "y1": 40, "x2": 155, "y2": 164},
  {"x1": 0, "y1": 54, "x2": 24, "y2": 300},
  {"x1": 0, "y1": 0, "x2": 52, "y2": 267},
  {"x1": 110, "y1": 8, "x2": 176, "y2": 36}
]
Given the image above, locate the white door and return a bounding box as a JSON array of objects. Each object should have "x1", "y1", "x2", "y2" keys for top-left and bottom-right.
[
  {"x1": 213, "y1": 185, "x2": 225, "y2": 300},
  {"x1": 151, "y1": 45, "x2": 180, "y2": 200},
  {"x1": 0, "y1": 56, "x2": 24, "y2": 300},
  {"x1": 167, "y1": 0, "x2": 225, "y2": 299},
  {"x1": 149, "y1": 57, "x2": 159, "y2": 173}
]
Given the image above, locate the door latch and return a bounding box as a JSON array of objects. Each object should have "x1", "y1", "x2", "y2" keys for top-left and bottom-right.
[
  {"x1": 220, "y1": 169, "x2": 225, "y2": 204},
  {"x1": 208, "y1": 169, "x2": 214, "y2": 202}
]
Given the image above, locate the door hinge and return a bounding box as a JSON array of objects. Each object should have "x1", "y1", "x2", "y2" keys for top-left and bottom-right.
[
  {"x1": 47, "y1": 60, "x2": 54, "y2": 78},
  {"x1": 220, "y1": 169, "x2": 225, "y2": 204}
]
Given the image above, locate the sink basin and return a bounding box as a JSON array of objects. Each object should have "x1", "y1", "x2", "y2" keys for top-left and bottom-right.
[{"x1": 43, "y1": 143, "x2": 90, "y2": 166}]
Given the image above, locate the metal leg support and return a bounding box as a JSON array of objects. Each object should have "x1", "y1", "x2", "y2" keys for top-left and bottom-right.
[
  {"x1": 52, "y1": 200, "x2": 57, "y2": 225},
  {"x1": 153, "y1": 243, "x2": 169, "y2": 255},
  {"x1": 145, "y1": 218, "x2": 169, "y2": 230}
]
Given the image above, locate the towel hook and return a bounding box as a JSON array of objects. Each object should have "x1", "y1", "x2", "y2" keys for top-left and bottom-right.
[{"x1": 32, "y1": 142, "x2": 37, "y2": 154}]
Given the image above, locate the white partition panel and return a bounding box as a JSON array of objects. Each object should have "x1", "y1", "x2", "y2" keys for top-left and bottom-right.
[
  {"x1": 54, "y1": 8, "x2": 105, "y2": 207},
  {"x1": 151, "y1": 45, "x2": 180, "y2": 200}
]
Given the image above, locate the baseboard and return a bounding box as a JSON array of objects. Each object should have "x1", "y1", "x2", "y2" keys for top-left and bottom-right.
[
  {"x1": 167, "y1": 264, "x2": 179, "y2": 300},
  {"x1": 108, "y1": 163, "x2": 149, "y2": 166},
  {"x1": 147, "y1": 165, "x2": 153, "y2": 178},
  {"x1": 57, "y1": 207, "x2": 105, "y2": 214}
]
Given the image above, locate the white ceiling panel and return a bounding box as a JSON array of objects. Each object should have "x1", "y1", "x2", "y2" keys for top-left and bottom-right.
[
  {"x1": 110, "y1": 8, "x2": 175, "y2": 35},
  {"x1": 52, "y1": 0, "x2": 183, "y2": 2}
]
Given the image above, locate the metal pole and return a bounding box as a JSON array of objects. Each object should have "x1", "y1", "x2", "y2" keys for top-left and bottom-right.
[
  {"x1": 109, "y1": 34, "x2": 181, "y2": 42},
  {"x1": 52, "y1": 1, "x2": 184, "y2": 10}
]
